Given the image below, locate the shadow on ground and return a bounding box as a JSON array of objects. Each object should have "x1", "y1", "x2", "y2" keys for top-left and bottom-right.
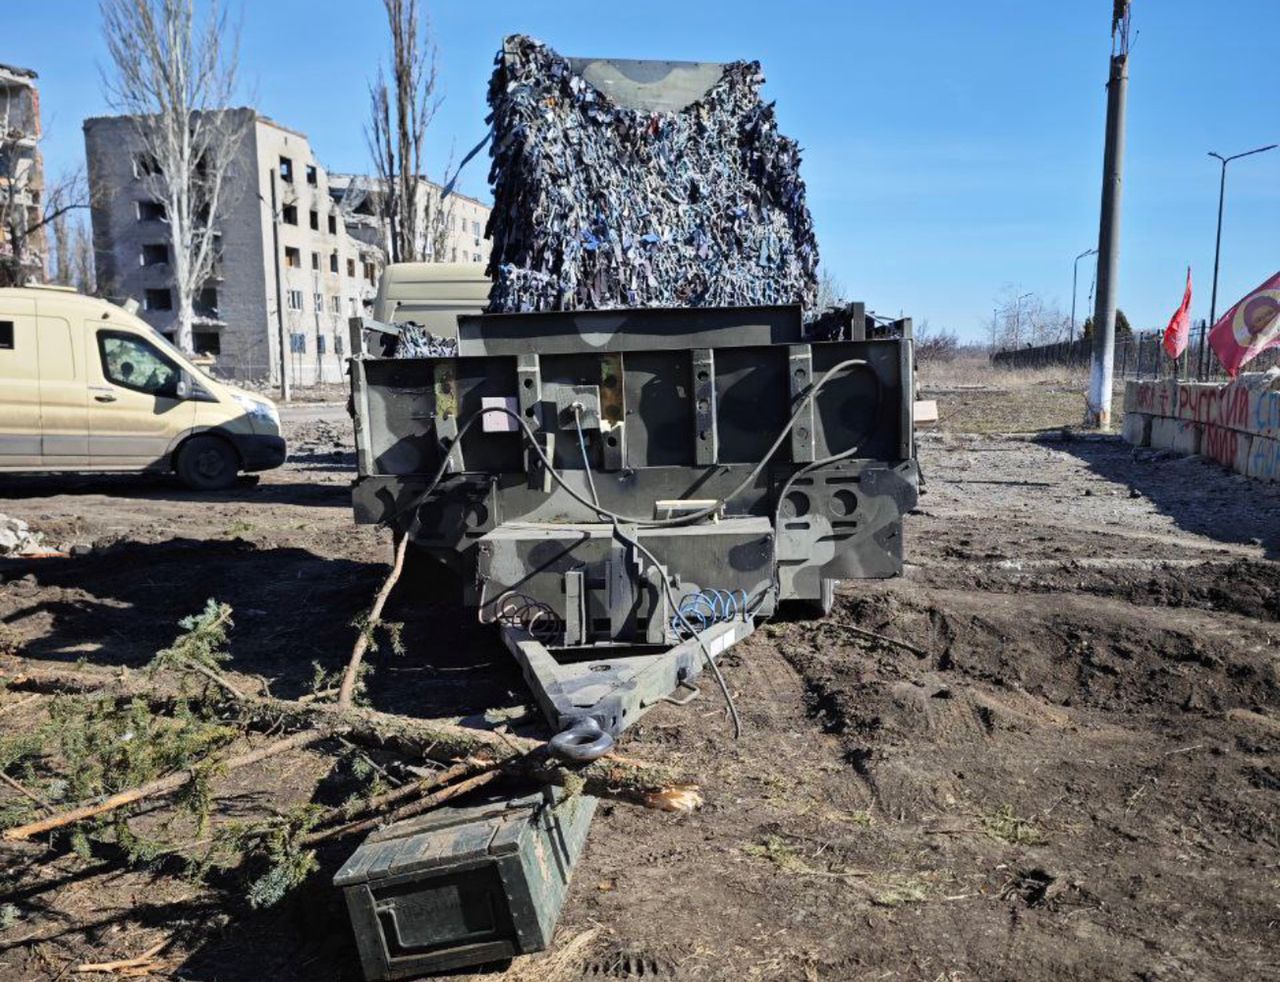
[
  {"x1": 1, "y1": 538, "x2": 525, "y2": 716},
  {"x1": 0, "y1": 473, "x2": 349, "y2": 508},
  {"x1": 1042, "y1": 433, "x2": 1280, "y2": 560}
]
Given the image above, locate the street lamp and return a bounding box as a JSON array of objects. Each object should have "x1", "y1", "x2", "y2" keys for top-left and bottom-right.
[
  {"x1": 1208, "y1": 145, "x2": 1277, "y2": 328},
  {"x1": 1071, "y1": 248, "x2": 1098, "y2": 342},
  {"x1": 1014, "y1": 291, "x2": 1033, "y2": 347}
]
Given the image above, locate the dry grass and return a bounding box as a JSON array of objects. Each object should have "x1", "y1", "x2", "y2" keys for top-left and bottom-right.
[{"x1": 916, "y1": 356, "x2": 1121, "y2": 434}]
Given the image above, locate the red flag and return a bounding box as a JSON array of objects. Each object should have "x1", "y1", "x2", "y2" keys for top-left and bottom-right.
[
  {"x1": 1162, "y1": 267, "x2": 1192, "y2": 358},
  {"x1": 1208, "y1": 270, "x2": 1280, "y2": 377}
]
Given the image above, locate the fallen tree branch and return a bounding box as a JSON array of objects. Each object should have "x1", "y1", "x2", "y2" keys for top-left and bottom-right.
[
  {"x1": 338, "y1": 533, "x2": 408, "y2": 710},
  {"x1": 2, "y1": 666, "x2": 684, "y2": 806},
  {"x1": 301, "y1": 766, "x2": 501, "y2": 846},
  {"x1": 824, "y1": 621, "x2": 929, "y2": 658},
  {"x1": 74, "y1": 938, "x2": 169, "y2": 975},
  {"x1": 3, "y1": 728, "x2": 335, "y2": 842},
  {"x1": 0, "y1": 771, "x2": 53, "y2": 812}
]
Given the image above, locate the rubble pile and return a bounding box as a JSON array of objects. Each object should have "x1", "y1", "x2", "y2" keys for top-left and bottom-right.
[
  {"x1": 484, "y1": 35, "x2": 820, "y2": 314},
  {"x1": 0, "y1": 514, "x2": 45, "y2": 557}
]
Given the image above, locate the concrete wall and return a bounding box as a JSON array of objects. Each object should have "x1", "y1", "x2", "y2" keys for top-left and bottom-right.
[{"x1": 1122, "y1": 371, "x2": 1280, "y2": 482}]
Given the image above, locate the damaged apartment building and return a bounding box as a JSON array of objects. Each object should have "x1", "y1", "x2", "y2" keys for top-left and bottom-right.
[
  {"x1": 84, "y1": 111, "x2": 492, "y2": 386},
  {"x1": 0, "y1": 63, "x2": 46, "y2": 287}
]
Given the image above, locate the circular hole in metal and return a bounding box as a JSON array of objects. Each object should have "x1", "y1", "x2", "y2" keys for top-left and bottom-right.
[
  {"x1": 783, "y1": 490, "x2": 811, "y2": 518},
  {"x1": 606, "y1": 435, "x2": 619, "y2": 447},
  {"x1": 465, "y1": 503, "x2": 490, "y2": 527},
  {"x1": 525, "y1": 406, "x2": 536, "y2": 418},
  {"x1": 831, "y1": 489, "x2": 859, "y2": 517},
  {"x1": 523, "y1": 377, "x2": 534, "y2": 389},
  {"x1": 794, "y1": 367, "x2": 807, "y2": 382},
  {"x1": 696, "y1": 369, "x2": 710, "y2": 382},
  {"x1": 696, "y1": 398, "x2": 709, "y2": 413}
]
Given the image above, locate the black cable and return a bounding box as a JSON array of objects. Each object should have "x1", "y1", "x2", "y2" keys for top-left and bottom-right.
[
  {"x1": 386, "y1": 356, "x2": 877, "y2": 533},
  {"x1": 572, "y1": 411, "x2": 743, "y2": 739}
]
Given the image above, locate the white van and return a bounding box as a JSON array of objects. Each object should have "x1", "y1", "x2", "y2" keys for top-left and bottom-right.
[{"x1": 0, "y1": 285, "x2": 285, "y2": 490}]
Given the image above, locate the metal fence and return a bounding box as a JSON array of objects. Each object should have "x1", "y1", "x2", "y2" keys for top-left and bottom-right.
[
  {"x1": 994, "y1": 321, "x2": 1280, "y2": 381},
  {"x1": 991, "y1": 338, "x2": 1092, "y2": 370},
  {"x1": 1116, "y1": 322, "x2": 1280, "y2": 381}
]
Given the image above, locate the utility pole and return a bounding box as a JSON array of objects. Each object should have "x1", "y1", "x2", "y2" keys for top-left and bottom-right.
[
  {"x1": 268, "y1": 172, "x2": 291, "y2": 402},
  {"x1": 1086, "y1": 2, "x2": 1132, "y2": 429},
  {"x1": 1072, "y1": 248, "x2": 1097, "y2": 342}
]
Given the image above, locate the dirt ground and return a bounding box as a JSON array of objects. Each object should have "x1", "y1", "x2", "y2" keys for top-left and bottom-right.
[{"x1": 2, "y1": 369, "x2": 1278, "y2": 981}]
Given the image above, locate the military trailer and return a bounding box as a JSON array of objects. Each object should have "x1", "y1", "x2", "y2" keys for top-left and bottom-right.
[
  {"x1": 336, "y1": 45, "x2": 920, "y2": 976},
  {"x1": 347, "y1": 302, "x2": 918, "y2": 759}
]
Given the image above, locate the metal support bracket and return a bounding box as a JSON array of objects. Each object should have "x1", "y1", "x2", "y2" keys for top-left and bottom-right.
[
  {"x1": 788, "y1": 344, "x2": 814, "y2": 464},
  {"x1": 600, "y1": 353, "x2": 626, "y2": 471},
  {"x1": 516, "y1": 353, "x2": 552, "y2": 491},
  {"x1": 692, "y1": 348, "x2": 718, "y2": 465},
  {"x1": 433, "y1": 361, "x2": 464, "y2": 473}
]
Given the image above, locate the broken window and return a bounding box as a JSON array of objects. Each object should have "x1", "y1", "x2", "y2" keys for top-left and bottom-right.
[
  {"x1": 193, "y1": 331, "x2": 221, "y2": 355},
  {"x1": 195, "y1": 287, "x2": 219, "y2": 316},
  {"x1": 346, "y1": 258, "x2": 356, "y2": 277},
  {"x1": 305, "y1": 164, "x2": 318, "y2": 186},
  {"x1": 136, "y1": 200, "x2": 166, "y2": 222},
  {"x1": 328, "y1": 214, "x2": 337, "y2": 235},
  {"x1": 279, "y1": 156, "x2": 293, "y2": 182},
  {"x1": 329, "y1": 252, "x2": 339, "y2": 273},
  {"x1": 140, "y1": 243, "x2": 168, "y2": 266},
  {"x1": 284, "y1": 247, "x2": 301, "y2": 268},
  {"x1": 133, "y1": 154, "x2": 162, "y2": 178},
  {"x1": 309, "y1": 209, "x2": 319, "y2": 231},
  {"x1": 144, "y1": 288, "x2": 172, "y2": 311},
  {"x1": 286, "y1": 290, "x2": 304, "y2": 311},
  {"x1": 311, "y1": 251, "x2": 320, "y2": 271},
  {"x1": 281, "y1": 204, "x2": 298, "y2": 226},
  {"x1": 363, "y1": 262, "x2": 376, "y2": 283}
]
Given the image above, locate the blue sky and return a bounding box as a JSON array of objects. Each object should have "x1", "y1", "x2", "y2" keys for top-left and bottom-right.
[{"x1": 9, "y1": 0, "x2": 1278, "y2": 340}]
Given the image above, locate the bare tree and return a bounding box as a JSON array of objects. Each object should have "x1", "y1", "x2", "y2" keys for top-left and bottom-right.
[
  {"x1": 914, "y1": 319, "x2": 960, "y2": 362},
  {"x1": 367, "y1": 0, "x2": 443, "y2": 265},
  {"x1": 991, "y1": 286, "x2": 1070, "y2": 350},
  {"x1": 0, "y1": 88, "x2": 87, "y2": 286},
  {"x1": 100, "y1": 0, "x2": 247, "y2": 353},
  {"x1": 52, "y1": 210, "x2": 71, "y2": 284},
  {"x1": 814, "y1": 263, "x2": 847, "y2": 311},
  {"x1": 72, "y1": 217, "x2": 96, "y2": 295}
]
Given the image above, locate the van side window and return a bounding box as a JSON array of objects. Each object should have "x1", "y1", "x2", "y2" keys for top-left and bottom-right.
[
  {"x1": 98, "y1": 332, "x2": 179, "y2": 396},
  {"x1": 0, "y1": 321, "x2": 13, "y2": 349}
]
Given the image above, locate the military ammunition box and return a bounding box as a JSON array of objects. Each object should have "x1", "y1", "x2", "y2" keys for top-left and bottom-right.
[{"x1": 334, "y1": 787, "x2": 597, "y2": 979}]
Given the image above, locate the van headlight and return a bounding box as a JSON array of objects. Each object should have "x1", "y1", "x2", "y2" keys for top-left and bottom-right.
[{"x1": 233, "y1": 394, "x2": 280, "y2": 428}]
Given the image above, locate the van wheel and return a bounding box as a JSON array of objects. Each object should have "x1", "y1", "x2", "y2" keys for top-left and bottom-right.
[{"x1": 177, "y1": 435, "x2": 239, "y2": 490}]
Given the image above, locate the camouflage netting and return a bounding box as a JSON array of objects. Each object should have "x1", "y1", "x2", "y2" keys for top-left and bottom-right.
[{"x1": 484, "y1": 35, "x2": 820, "y2": 314}]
